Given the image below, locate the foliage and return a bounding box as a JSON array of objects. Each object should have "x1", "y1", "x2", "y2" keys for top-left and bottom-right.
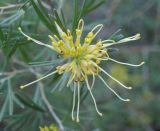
[{"x1": 0, "y1": 0, "x2": 160, "y2": 131}]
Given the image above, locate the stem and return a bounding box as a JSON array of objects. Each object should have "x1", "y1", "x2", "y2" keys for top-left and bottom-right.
[
  {"x1": 0, "y1": 4, "x2": 23, "y2": 10},
  {"x1": 39, "y1": 84, "x2": 64, "y2": 131}
]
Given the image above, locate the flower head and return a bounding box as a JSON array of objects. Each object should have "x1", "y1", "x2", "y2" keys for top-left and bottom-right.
[
  {"x1": 19, "y1": 19, "x2": 144, "y2": 122},
  {"x1": 40, "y1": 124, "x2": 58, "y2": 131}
]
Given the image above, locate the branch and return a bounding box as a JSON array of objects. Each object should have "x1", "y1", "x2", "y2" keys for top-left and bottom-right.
[
  {"x1": 0, "y1": 4, "x2": 23, "y2": 10},
  {"x1": 39, "y1": 82, "x2": 65, "y2": 131}
]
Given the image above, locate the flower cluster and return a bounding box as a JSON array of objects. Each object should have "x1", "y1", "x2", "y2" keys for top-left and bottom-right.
[
  {"x1": 40, "y1": 124, "x2": 58, "y2": 131},
  {"x1": 19, "y1": 19, "x2": 144, "y2": 122}
]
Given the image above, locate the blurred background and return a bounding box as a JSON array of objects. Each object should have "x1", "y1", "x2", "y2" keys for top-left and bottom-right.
[{"x1": 0, "y1": 0, "x2": 160, "y2": 131}]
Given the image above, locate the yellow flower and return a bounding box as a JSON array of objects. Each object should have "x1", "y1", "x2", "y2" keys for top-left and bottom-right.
[
  {"x1": 18, "y1": 19, "x2": 144, "y2": 122},
  {"x1": 40, "y1": 124, "x2": 58, "y2": 131}
]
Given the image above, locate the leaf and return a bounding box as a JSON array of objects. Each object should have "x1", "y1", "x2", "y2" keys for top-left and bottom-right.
[
  {"x1": 51, "y1": 72, "x2": 69, "y2": 92},
  {"x1": 20, "y1": 0, "x2": 31, "y2": 11},
  {"x1": 58, "y1": 72, "x2": 70, "y2": 91},
  {"x1": 51, "y1": 74, "x2": 64, "y2": 92},
  {"x1": 80, "y1": 84, "x2": 89, "y2": 104},
  {"x1": 0, "y1": 98, "x2": 8, "y2": 121},
  {"x1": 5, "y1": 111, "x2": 43, "y2": 131},
  {"x1": 30, "y1": 0, "x2": 59, "y2": 37},
  {"x1": 78, "y1": 0, "x2": 87, "y2": 19},
  {"x1": 7, "y1": 42, "x2": 18, "y2": 59},
  {"x1": 19, "y1": 46, "x2": 31, "y2": 62},
  {"x1": 15, "y1": 93, "x2": 45, "y2": 112},
  {"x1": 109, "y1": 29, "x2": 125, "y2": 41},
  {"x1": 0, "y1": 80, "x2": 25, "y2": 121},
  {"x1": 7, "y1": 80, "x2": 14, "y2": 116},
  {"x1": 72, "y1": 0, "x2": 79, "y2": 35},
  {"x1": 0, "y1": 10, "x2": 25, "y2": 27},
  {"x1": 86, "y1": 1, "x2": 105, "y2": 13},
  {"x1": 60, "y1": 10, "x2": 67, "y2": 30},
  {"x1": 37, "y1": 0, "x2": 52, "y2": 21},
  {"x1": 114, "y1": 34, "x2": 125, "y2": 41},
  {"x1": 14, "y1": 96, "x2": 25, "y2": 109},
  {"x1": 71, "y1": 0, "x2": 105, "y2": 35},
  {"x1": 0, "y1": 27, "x2": 5, "y2": 48},
  {"x1": 29, "y1": 59, "x2": 64, "y2": 67},
  {"x1": 54, "y1": 9, "x2": 67, "y2": 33}
]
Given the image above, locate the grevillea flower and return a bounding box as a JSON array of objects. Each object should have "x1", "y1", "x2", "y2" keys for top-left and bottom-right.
[
  {"x1": 19, "y1": 19, "x2": 144, "y2": 122},
  {"x1": 40, "y1": 124, "x2": 58, "y2": 131}
]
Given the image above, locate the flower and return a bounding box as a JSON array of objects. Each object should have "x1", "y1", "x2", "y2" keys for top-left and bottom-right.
[
  {"x1": 18, "y1": 19, "x2": 144, "y2": 122},
  {"x1": 40, "y1": 124, "x2": 58, "y2": 131}
]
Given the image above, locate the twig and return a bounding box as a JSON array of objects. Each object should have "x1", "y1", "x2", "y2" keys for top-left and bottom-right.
[
  {"x1": 0, "y1": 69, "x2": 29, "y2": 83},
  {"x1": 0, "y1": 75, "x2": 14, "y2": 83},
  {"x1": 0, "y1": 69, "x2": 30, "y2": 76},
  {"x1": 0, "y1": 4, "x2": 23, "y2": 10},
  {"x1": 39, "y1": 82, "x2": 64, "y2": 131}
]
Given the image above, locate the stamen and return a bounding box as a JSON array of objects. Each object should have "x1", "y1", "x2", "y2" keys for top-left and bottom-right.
[
  {"x1": 54, "y1": 23, "x2": 72, "y2": 48},
  {"x1": 92, "y1": 62, "x2": 132, "y2": 90},
  {"x1": 78, "y1": 19, "x2": 84, "y2": 31},
  {"x1": 117, "y1": 33, "x2": 141, "y2": 44},
  {"x1": 98, "y1": 75, "x2": 130, "y2": 101},
  {"x1": 20, "y1": 70, "x2": 58, "y2": 89},
  {"x1": 109, "y1": 58, "x2": 145, "y2": 67},
  {"x1": 91, "y1": 24, "x2": 103, "y2": 37},
  {"x1": 76, "y1": 82, "x2": 80, "y2": 122},
  {"x1": 18, "y1": 27, "x2": 53, "y2": 49},
  {"x1": 75, "y1": 19, "x2": 84, "y2": 46},
  {"x1": 91, "y1": 74, "x2": 95, "y2": 90},
  {"x1": 55, "y1": 22, "x2": 64, "y2": 36},
  {"x1": 75, "y1": 19, "x2": 84, "y2": 47},
  {"x1": 72, "y1": 82, "x2": 76, "y2": 121},
  {"x1": 99, "y1": 57, "x2": 145, "y2": 67},
  {"x1": 101, "y1": 39, "x2": 115, "y2": 44},
  {"x1": 48, "y1": 35, "x2": 58, "y2": 43},
  {"x1": 103, "y1": 33, "x2": 141, "y2": 48},
  {"x1": 67, "y1": 73, "x2": 76, "y2": 87},
  {"x1": 85, "y1": 77, "x2": 102, "y2": 116}
]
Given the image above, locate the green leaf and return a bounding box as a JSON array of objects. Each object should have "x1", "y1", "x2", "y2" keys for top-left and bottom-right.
[
  {"x1": 7, "y1": 42, "x2": 18, "y2": 59},
  {"x1": 7, "y1": 80, "x2": 14, "y2": 116},
  {"x1": 0, "y1": 98, "x2": 8, "y2": 121},
  {"x1": 30, "y1": 0, "x2": 59, "y2": 37},
  {"x1": 0, "y1": 10, "x2": 25, "y2": 27},
  {"x1": 20, "y1": 0, "x2": 31, "y2": 11},
  {"x1": 109, "y1": 29, "x2": 124, "y2": 40},
  {"x1": 54, "y1": 9, "x2": 67, "y2": 33},
  {"x1": 15, "y1": 92, "x2": 45, "y2": 112},
  {"x1": 37, "y1": 0, "x2": 52, "y2": 21},
  {"x1": 60, "y1": 10, "x2": 67, "y2": 30},
  {"x1": 80, "y1": 84, "x2": 89, "y2": 104},
  {"x1": 58, "y1": 72, "x2": 69, "y2": 91},
  {"x1": 0, "y1": 27, "x2": 5, "y2": 48},
  {"x1": 51, "y1": 72, "x2": 69, "y2": 92},
  {"x1": 78, "y1": 0, "x2": 87, "y2": 19},
  {"x1": 0, "y1": 80, "x2": 25, "y2": 121},
  {"x1": 5, "y1": 111, "x2": 43, "y2": 131},
  {"x1": 29, "y1": 59, "x2": 64, "y2": 67},
  {"x1": 5, "y1": 116, "x2": 27, "y2": 131},
  {"x1": 19, "y1": 46, "x2": 31, "y2": 62},
  {"x1": 72, "y1": 0, "x2": 79, "y2": 35},
  {"x1": 83, "y1": 0, "x2": 105, "y2": 14}
]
